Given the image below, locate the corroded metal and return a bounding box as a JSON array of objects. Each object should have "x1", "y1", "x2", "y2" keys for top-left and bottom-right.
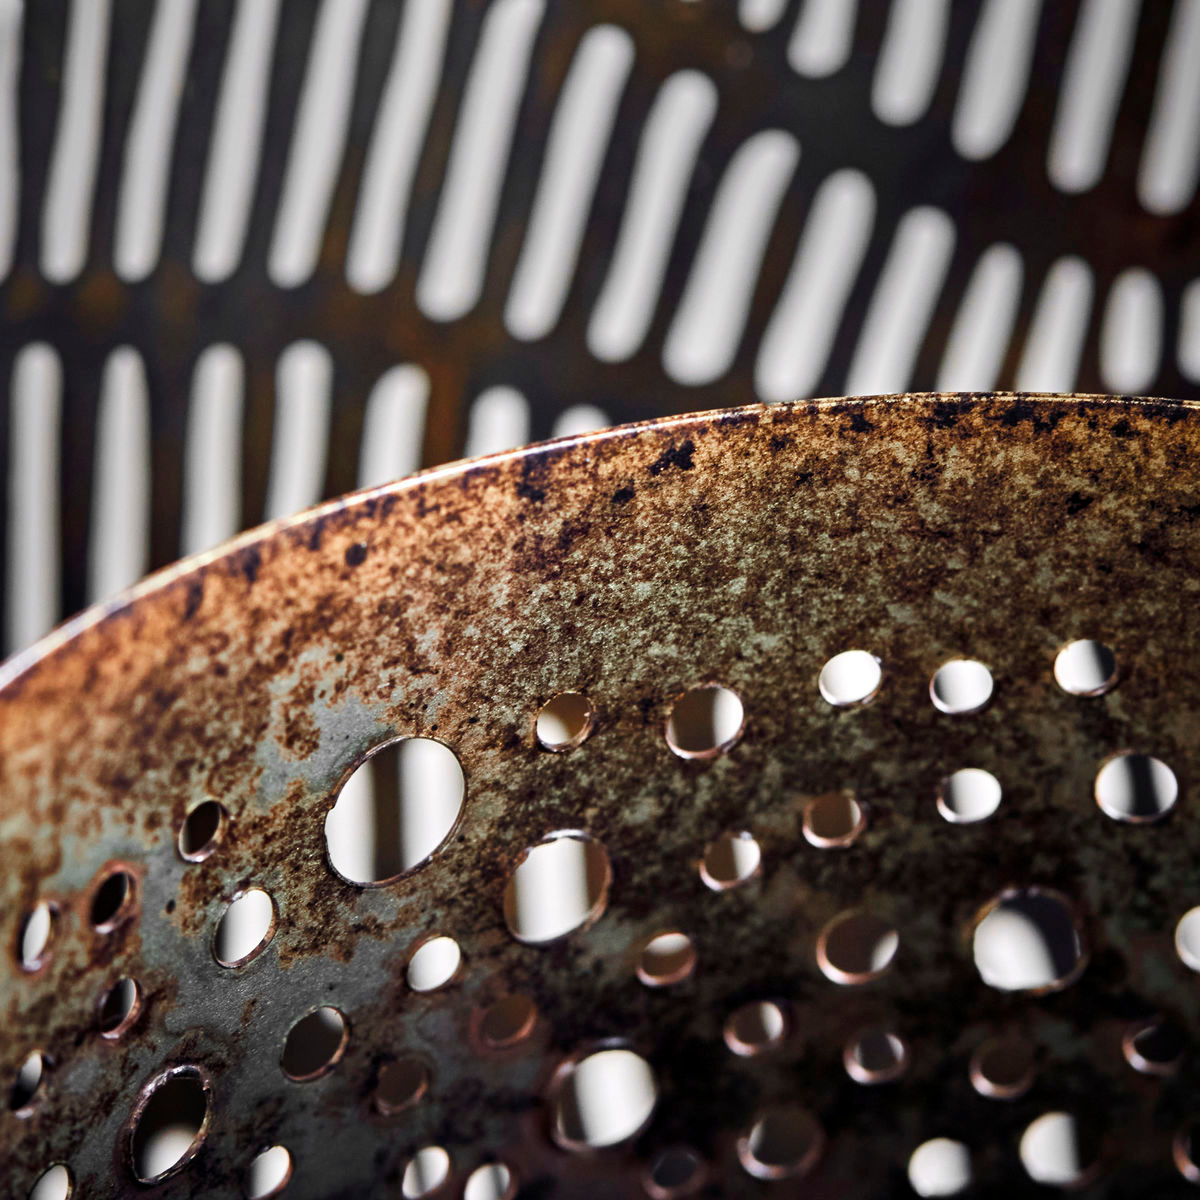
[{"x1": 3, "y1": 393, "x2": 1200, "y2": 1197}]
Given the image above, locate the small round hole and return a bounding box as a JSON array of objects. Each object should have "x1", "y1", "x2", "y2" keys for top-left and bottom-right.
[
  {"x1": 18, "y1": 901, "x2": 55, "y2": 971},
  {"x1": 802, "y1": 792, "x2": 866, "y2": 847},
  {"x1": 665, "y1": 684, "x2": 744, "y2": 759},
  {"x1": 929, "y1": 659, "x2": 993, "y2": 715},
  {"x1": 406, "y1": 936, "x2": 462, "y2": 992},
  {"x1": 699, "y1": 830, "x2": 761, "y2": 890},
  {"x1": 281, "y1": 1006, "x2": 348, "y2": 1081},
  {"x1": 969, "y1": 1036, "x2": 1035, "y2": 1099},
  {"x1": 375, "y1": 1056, "x2": 430, "y2": 1114},
  {"x1": 973, "y1": 889, "x2": 1086, "y2": 993},
  {"x1": 1123, "y1": 1018, "x2": 1184, "y2": 1076},
  {"x1": 29, "y1": 1164, "x2": 72, "y2": 1200},
  {"x1": 128, "y1": 1067, "x2": 210, "y2": 1184},
  {"x1": 908, "y1": 1138, "x2": 972, "y2": 1197},
  {"x1": 937, "y1": 769, "x2": 1002, "y2": 824},
  {"x1": 89, "y1": 869, "x2": 135, "y2": 932},
  {"x1": 816, "y1": 911, "x2": 899, "y2": 984},
  {"x1": 1094, "y1": 753, "x2": 1178, "y2": 822},
  {"x1": 645, "y1": 1146, "x2": 705, "y2": 1198},
  {"x1": 1176, "y1": 907, "x2": 1200, "y2": 972},
  {"x1": 246, "y1": 1145, "x2": 292, "y2": 1199},
  {"x1": 402, "y1": 1146, "x2": 450, "y2": 1198},
  {"x1": 214, "y1": 889, "x2": 276, "y2": 967},
  {"x1": 1019, "y1": 1112, "x2": 1096, "y2": 1188},
  {"x1": 724, "y1": 1000, "x2": 790, "y2": 1056},
  {"x1": 844, "y1": 1029, "x2": 908, "y2": 1084},
  {"x1": 10, "y1": 1051, "x2": 46, "y2": 1114},
  {"x1": 535, "y1": 692, "x2": 595, "y2": 751},
  {"x1": 1174, "y1": 1120, "x2": 1200, "y2": 1184},
  {"x1": 818, "y1": 650, "x2": 882, "y2": 706},
  {"x1": 98, "y1": 977, "x2": 141, "y2": 1039},
  {"x1": 550, "y1": 1048, "x2": 658, "y2": 1150},
  {"x1": 479, "y1": 995, "x2": 538, "y2": 1049},
  {"x1": 1054, "y1": 639, "x2": 1117, "y2": 696},
  {"x1": 464, "y1": 1162, "x2": 515, "y2": 1200},
  {"x1": 503, "y1": 833, "x2": 610, "y2": 945},
  {"x1": 178, "y1": 801, "x2": 227, "y2": 862},
  {"x1": 737, "y1": 1105, "x2": 824, "y2": 1181},
  {"x1": 637, "y1": 932, "x2": 696, "y2": 987}
]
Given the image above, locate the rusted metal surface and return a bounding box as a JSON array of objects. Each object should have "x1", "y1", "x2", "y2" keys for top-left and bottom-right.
[{"x1": 2, "y1": 392, "x2": 1200, "y2": 1197}]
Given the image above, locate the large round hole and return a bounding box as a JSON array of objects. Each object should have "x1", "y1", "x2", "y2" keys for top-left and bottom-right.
[
  {"x1": 1174, "y1": 1120, "x2": 1200, "y2": 1184},
  {"x1": 929, "y1": 659, "x2": 993, "y2": 715},
  {"x1": 908, "y1": 1139, "x2": 972, "y2": 1197},
  {"x1": 1175, "y1": 907, "x2": 1200, "y2": 972},
  {"x1": 973, "y1": 889, "x2": 1085, "y2": 992},
  {"x1": 724, "y1": 1000, "x2": 790, "y2": 1057},
  {"x1": 479, "y1": 995, "x2": 538, "y2": 1049},
  {"x1": 246, "y1": 1145, "x2": 292, "y2": 1199},
  {"x1": 818, "y1": 650, "x2": 882, "y2": 707},
  {"x1": 802, "y1": 792, "x2": 866, "y2": 847},
  {"x1": 645, "y1": 1146, "x2": 705, "y2": 1198},
  {"x1": 407, "y1": 936, "x2": 462, "y2": 992},
  {"x1": 464, "y1": 1162, "x2": 515, "y2": 1200},
  {"x1": 665, "y1": 684, "x2": 744, "y2": 759},
  {"x1": 10, "y1": 1051, "x2": 46, "y2": 1113},
  {"x1": 281, "y1": 1006, "x2": 348, "y2": 1081},
  {"x1": 503, "y1": 833, "x2": 610, "y2": 945},
  {"x1": 937, "y1": 768, "x2": 1002, "y2": 824},
  {"x1": 98, "y1": 977, "x2": 141, "y2": 1039},
  {"x1": 699, "y1": 830, "x2": 761, "y2": 890},
  {"x1": 324, "y1": 737, "x2": 465, "y2": 885},
  {"x1": 1019, "y1": 1112, "x2": 1096, "y2": 1188},
  {"x1": 535, "y1": 692, "x2": 595, "y2": 751},
  {"x1": 969, "y1": 1036, "x2": 1035, "y2": 1099},
  {"x1": 214, "y1": 889, "x2": 276, "y2": 967},
  {"x1": 737, "y1": 1105, "x2": 824, "y2": 1181},
  {"x1": 1123, "y1": 1018, "x2": 1184, "y2": 1076},
  {"x1": 89, "y1": 869, "x2": 135, "y2": 931},
  {"x1": 402, "y1": 1146, "x2": 450, "y2": 1198},
  {"x1": 1054, "y1": 639, "x2": 1117, "y2": 696},
  {"x1": 129, "y1": 1068, "x2": 210, "y2": 1183},
  {"x1": 816, "y1": 911, "x2": 899, "y2": 984},
  {"x1": 29, "y1": 1164, "x2": 72, "y2": 1200},
  {"x1": 375, "y1": 1056, "x2": 430, "y2": 1114},
  {"x1": 1094, "y1": 753, "x2": 1178, "y2": 822},
  {"x1": 844, "y1": 1029, "x2": 908, "y2": 1084},
  {"x1": 637, "y1": 932, "x2": 696, "y2": 988},
  {"x1": 551, "y1": 1048, "x2": 658, "y2": 1150},
  {"x1": 178, "y1": 801, "x2": 227, "y2": 862},
  {"x1": 18, "y1": 901, "x2": 55, "y2": 971}
]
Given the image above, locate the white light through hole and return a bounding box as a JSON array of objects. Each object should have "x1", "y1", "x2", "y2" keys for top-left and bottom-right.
[
  {"x1": 464, "y1": 1162, "x2": 513, "y2": 1200},
  {"x1": 929, "y1": 659, "x2": 993, "y2": 715},
  {"x1": 264, "y1": 341, "x2": 332, "y2": 521},
  {"x1": 181, "y1": 344, "x2": 243, "y2": 556},
  {"x1": 908, "y1": 1138, "x2": 972, "y2": 1197},
  {"x1": 1053, "y1": 639, "x2": 1117, "y2": 695},
  {"x1": 973, "y1": 890, "x2": 1084, "y2": 992},
  {"x1": 787, "y1": 0, "x2": 858, "y2": 78},
  {"x1": 1138, "y1": 0, "x2": 1200, "y2": 214},
  {"x1": 1099, "y1": 268, "x2": 1162, "y2": 394},
  {"x1": 938, "y1": 769, "x2": 1002, "y2": 824},
  {"x1": 818, "y1": 650, "x2": 882, "y2": 707},
  {"x1": 356, "y1": 365, "x2": 429, "y2": 489},
  {"x1": 247, "y1": 1145, "x2": 292, "y2": 1199},
  {"x1": 463, "y1": 387, "x2": 531, "y2": 458},
  {"x1": 1094, "y1": 753, "x2": 1177, "y2": 822},
  {"x1": 0, "y1": 0, "x2": 21, "y2": 282},
  {"x1": 214, "y1": 889, "x2": 275, "y2": 967},
  {"x1": 1020, "y1": 1112, "x2": 1091, "y2": 1187},
  {"x1": 407, "y1": 936, "x2": 462, "y2": 993},
  {"x1": 935, "y1": 244, "x2": 1023, "y2": 392},
  {"x1": 871, "y1": 0, "x2": 950, "y2": 127},
  {"x1": 1174, "y1": 907, "x2": 1200, "y2": 972},
  {"x1": 402, "y1": 1146, "x2": 451, "y2": 1199},
  {"x1": 29, "y1": 1164, "x2": 71, "y2": 1200},
  {"x1": 504, "y1": 834, "x2": 610, "y2": 945},
  {"x1": 20, "y1": 900, "x2": 54, "y2": 970},
  {"x1": 553, "y1": 1048, "x2": 657, "y2": 1149}
]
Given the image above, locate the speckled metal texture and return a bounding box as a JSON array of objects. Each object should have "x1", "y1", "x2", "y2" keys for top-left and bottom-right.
[{"x1": 4, "y1": 393, "x2": 1200, "y2": 1197}]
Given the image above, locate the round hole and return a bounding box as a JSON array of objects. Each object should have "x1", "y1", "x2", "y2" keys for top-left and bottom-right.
[
  {"x1": 1094, "y1": 753, "x2": 1178, "y2": 822},
  {"x1": 18, "y1": 901, "x2": 55, "y2": 971},
  {"x1": 724, "y1": 1000, "x2": 790, "y2": 1056},
  {"x1": 480, "y1": 994, "x2": 538, "y2": 1049},
  {"x1": 645, "y1": 1146, "x2": 705, "y2": 1198},
  {"x1": 247, "y1": 1145, "x2": 292, "y2": 1199},
  {"x1": 844, "y1": 1029, "x2": 908, "y2": 1084},
  {"x1": 402, "y1": 1146, "x2": 451, "y2": 1198},
  {"x1": 324, "y1": 736, "x2": 465, "y2": 886},
  {"x1": 407, "y1": 936, "x2": 462, "y2": 992},
  {"x1": 129, "y1": 1067, "x2": 210, "y2": 1184},
  {"x1": 818, "y1": 650, "x2": 883, "y2": 707},
  {"x1": 1019, "y1": 1112, "x2": 1096, "y2": 1188},
  {"x1": 969, "y1": 1036, "x2": 1036, "y2": 1099},
  {"x1": 550, "y1": 1048, "x2": 658, "y2": 1150},
  {"x1": 214, "y1": 888, "x2": 276, "y2": 967},
  {"x1": 665, "y1": 684, "x2": 744, "y2": 759},
  {"x1": 816, "y1": 910, "x2": 899, "y2": 984},
  {"x1": 464, "y1": 1162, "x2": 515, "y2": 1200},
  {"x1": 178, "y1": 801, "x2": 227, "y2": 862},
  {"x1": 29, "y1": 1164, "x2": 72, "y2": 1200},
  {"x1": 1176, "y1": 907, "x2": 1200, "y2": 972},
  {"x1": 699, "y1": 830, "x2": 761, "y2": 890},
  {"x1": 937, "y1": 768, "x2": 1002, "y2": 824},
  {"x1": 281, "y1": 1006, "x2": 348, "y2": 1081},
  {"x1": 929, "y1": 659, "x2": 993, "y2": 715},
  {"x1": 1054, "y1": 639, "x2": 1118, "y2": 696},
  {"x1": 802, "y1": 792, "x2": 866, "y2": 847},
  {"x1": 98, "y1": 977, "x2": 141, "y2": 1039},
  {"x1": 637, "y1": 932, "x2": 696, "y2": 987},
  {"x1": 1123, "y1": 1018, "x2": 1184, "y2": 1076},
  {"x1": 737, "y1": 1105, "x2": 824, "y2": 1181},
  {"x1": 908, "y1": 1139, "x2": 972, "y2": 1197},
  {"x1": 973, "y1": 889, "x2": 1086, "y2": 993},
  {"x1": 1174, "y1": 1120, "x2": 1200, "y2": 1184},
  {"x1": 89, "y1": 869, "x2": 135, "y2": 931},
  {"x1": 375, "y1": 1056, "x2": 430, "y2": 1115},
  {"x1": 10, "y1": 1051, "x2": 46, "y2": 1114},
  {"x1": 503, "y1": 833, "x2": 610, "y2": 945},
  {"x1": 535, "y1": 692, "x2": 595, "y2": 751}
]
